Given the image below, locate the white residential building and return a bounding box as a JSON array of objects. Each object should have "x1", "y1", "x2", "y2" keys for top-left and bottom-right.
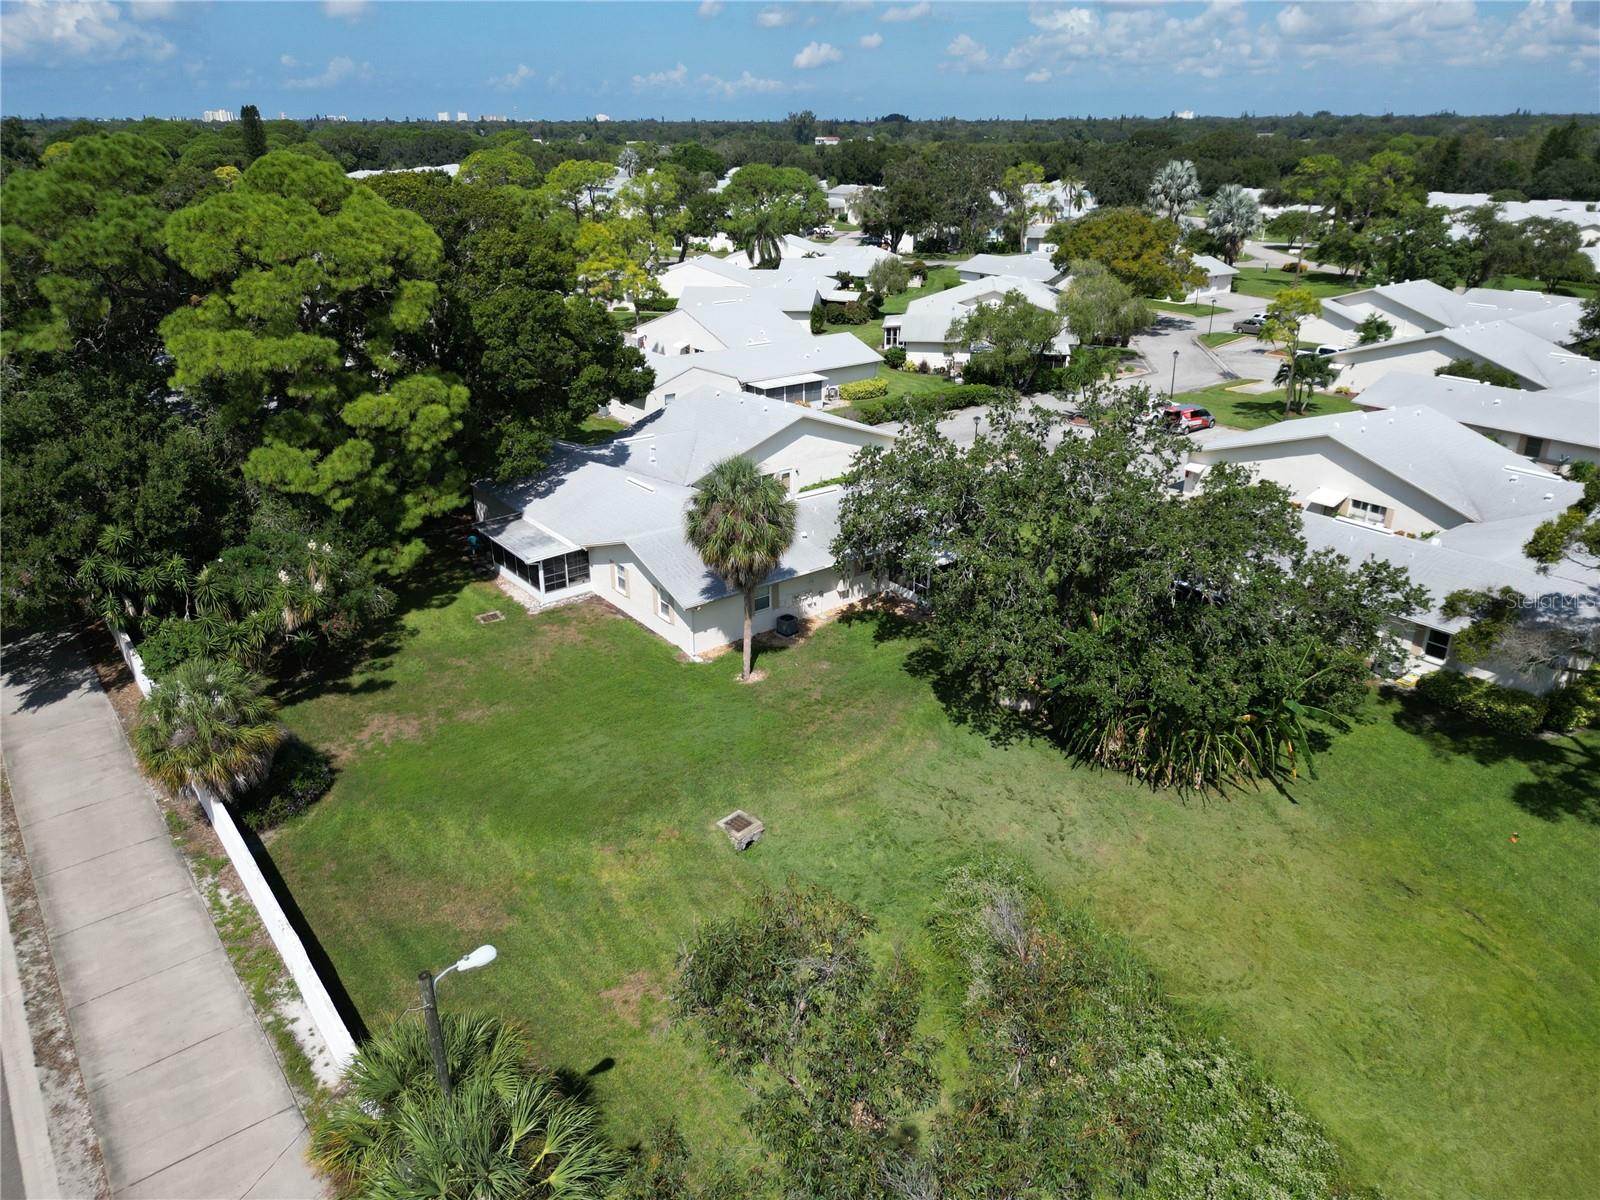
[
  {"x1": 1186, "y1": 405, "x2": 1596, "y2": 693},
  {"x1": 1305, "y1": 279, "x2": 1586, "y2": 348},
  {"x1": 1355, "y1": 374, "x2": 1600, "y2": 466},
  {"x1": 882, "y1": 275, "x2": 1071, "y2": 369},
  {"x1": 1328, "y1": 320, "x2": 1599, "y2": 392},
  {"x1": 1185, "y1": 253, "x2": 1239, "y2": 303},
  {"x1": 473, "y1": 388, "x2": 894, "y2": 657},
  {"x1": 956, "y1": 253, "x2": 1067, "y2": 286},
  {"x1": 201, "y1": 108, "x2": 234, "y2": 123}
]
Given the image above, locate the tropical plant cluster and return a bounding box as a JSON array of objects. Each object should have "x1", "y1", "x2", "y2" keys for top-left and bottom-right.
[{"x1": 666, "y1": 867, "x2": 1372, "y2": 1199}]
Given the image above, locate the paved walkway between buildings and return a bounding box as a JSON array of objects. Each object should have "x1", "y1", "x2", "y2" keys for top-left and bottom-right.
[{"x1": 2, "y1": 631, "x2": 320, "y2": 1199}]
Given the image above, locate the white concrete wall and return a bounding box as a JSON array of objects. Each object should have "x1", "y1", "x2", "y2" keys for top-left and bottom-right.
[
  {"x1": 1463, "y1": 426, "x2": 1600, "y2": 467},
  {"x1": 745, "y1": 422, "x2": 890, "y2": 492},
  {"x1": 1399, "y1": 621, "x2": 1567, "y2": 695},
  {"x1": 1190, "y1": 438, "x2": 1471, "y2": 532},
  {"x1": 587, "y1": 544, "x2": 697, "y2": 655},
  {"x1": 642, "y1": 366, "x2": 744, "y2": 412}
]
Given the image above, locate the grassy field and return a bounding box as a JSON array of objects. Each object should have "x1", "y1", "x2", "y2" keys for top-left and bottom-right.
[
  {"x1": 1482, "y1": 273, "x2": 1599, "y2": 300},
  {"x1": 1232, "y1": 266, "x2": 1361, "y2": 301},
  {"x1": 1174, "y1": 382, "x2": 1362, "y2": 429},
  {"x1": 268, "y1": 575, "x2": 1600, "y2": 1200},
  {"x1": 1200, "y1": 330, "x2": 1246, "y2": 348}
]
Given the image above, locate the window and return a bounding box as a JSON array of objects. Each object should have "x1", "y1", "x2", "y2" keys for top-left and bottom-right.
[
  {"x1": 769, "y1": 469, "x2": 797, "y2": 493},
  {"x1": 883, "y1": 325, "x2": 901, "y2": 347},
  {"x1": 1523, "y1": 436, "x2": 1546, "y2": 460},
  {"x1": 614, "y1": 562, "x2": 629, "y2": 595},
  {"x1": 754, "y1": 584, "x2": 775, "y2": 613},
  {"x1": 1422, "y1": 628, "x2": 1451, "y2": 663},
  {"x1": 656, "y1": 589, "x2": 673, "y2": 623},
  {"x1": 1348, "y1": 498, "x2": 1388, "y2": 526},
  {"x1": 662, "y1": 392, "x2": 676, "y2": 405},
  {"x1": 540, "y1": 550, "x2": 590, "y2": 594}
]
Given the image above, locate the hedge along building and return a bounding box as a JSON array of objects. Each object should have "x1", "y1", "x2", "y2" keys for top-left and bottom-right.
[{"x1": 474, "y1": 387, "x2": 894, "y2": 657}]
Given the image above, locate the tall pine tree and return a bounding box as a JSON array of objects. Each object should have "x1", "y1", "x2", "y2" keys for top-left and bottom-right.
[{"x1": 239, "y1": 104, "x2": 267, "y2": 164}]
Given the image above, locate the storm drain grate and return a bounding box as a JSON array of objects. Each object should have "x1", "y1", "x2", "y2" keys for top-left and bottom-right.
[{"x1": 475, "y1": 610, "x2": 505, "y2": 624}]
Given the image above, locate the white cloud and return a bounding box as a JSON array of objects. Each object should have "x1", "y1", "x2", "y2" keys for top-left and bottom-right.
[
  {"x1": 1031, "y1": 7, "x2": 1097, "y2": 37},
  {"x1": 280, "y1": 54, "x2": 299, "y2": 67},
  {"x1": 859, "y1": 32, "x2": 884, "y2": 49},
  {"x1": 945, "y1": 32, "x2": 989, "y2": 69},
  {"x1": 698, "y1": 0, "x2": 724, "y2": 15},
  {"x1": 632, "y1": 62, "x2": 690, "y2": 90},
  {"x1": 756, "y1": 5, "x2": 795, "y2": 27},
  {"x1": 793, "y1": 40, "x2": 842, "y2": 68},
  {"x1": 1, "y1": 0, "x2": 174, "y2": 64},
  {"x1": 490, "y1": 63, "x2": 536, "y2": 90},
  {"x1": 699, "y1": 69, "x2": 786, "y2": 97},
  {"x1": 284, "y1": 54, "x2": 366, "y2": 89},
  {"x1": 321, "y1": 0, "x2": 370, "y2": 19},
  {"x1": 127, "y1": 1, "x2": 179, "y2": 20},
  {"x1": 1025, "y1": 68, "x2": 1052, "y2": 83},
  {"x1": 882, "y1": 1, "x2": 930, "y2": 21}
]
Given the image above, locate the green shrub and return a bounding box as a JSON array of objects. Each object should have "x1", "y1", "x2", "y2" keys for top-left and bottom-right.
[
  {"x1": 1416, "y1": 669, "x2": 1548, "y2": 736},
  {"x1": 809, "y1": 301, "x2": 825, "y2": 335},
  {"x1": 838, "y1": 377, "x2": 889, "y2": 404},
  {"x1": 849, "y1": 384, "x2": 1005, "y2": 426},
  {"x1": 1545, "y1": 670, "x2": 1599, "y2": 733},
  {"x1": 137, "y1": 616, "x2": 220, "y2": 677},
  {"x1": 237, "y1": 736, "x2": 334, "y2": 831}
]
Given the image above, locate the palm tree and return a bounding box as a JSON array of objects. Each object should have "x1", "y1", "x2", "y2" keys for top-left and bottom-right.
[
  {"x1": 737, "y1": 205, "x2": 785, "y2": 268},
  {"x1": 685, "y1": 456, "x2": 797, "y2": 681},
  {"x1": 1060, "y1": 175, "x2": 1088, "y2": 215},
  {"x1": 131, "y1": 657, "x2": 283, "y2": 798},
  {"x1": 311, "y1": 1013, "x2": 620, "y2": 1200},
  {"x1": 1147, "y1": 159, "x2": 1200, "y2": 225}
]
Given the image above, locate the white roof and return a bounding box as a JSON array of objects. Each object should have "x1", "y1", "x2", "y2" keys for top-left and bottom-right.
[
  {"x1": 481, "y1": 387, "x2": 891, "y2": 608},
  {"x1": 885, "y1": 275, "x2": 1065, "y2": 346},
  {"x1": 646, "y1": 332, "x2": 880, "y2": 390},
  {"x1": 347, "y1": 163, "x2": 459, "y2": 180},
  {"x1": 1299, "y1": 511, "x2": 1598, "y2": 634},
  {"x1": 1356, "y1": 374, "x2": 1600, "y2": 451},
  {"x1": 1194, "y1": 405, "x2": 1584, "y2": 526},
  {"x1": 958, "y1": 253, "x2": 1063, "y2": 284},
  {"x1": 1190, "y1": 253, "x2": 1239, "y2": 277},
  {"x1": 640, "y1": 288, "x2": 816, "y2": 353},
  {"x1": 1332, "y1": 321, "x2": 1600, "y2": 391}
]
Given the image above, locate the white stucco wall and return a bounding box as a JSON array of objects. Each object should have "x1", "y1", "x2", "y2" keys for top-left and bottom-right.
[
  {"x1": 1189, "y1": 438, "x2": 1473, "y2": 532},
  {"x1": 641, "y1": 366, "x2": 744, "y2": 412},
  {"x1": 687, "y1": 564, "x2": 873, "y2": 656},
  {"x1": 1463, "y1": 426, "x2": 1600, "y2": 467},
  {"x1": 587, "y1": 544, "x2": 697, "y2": 655}
]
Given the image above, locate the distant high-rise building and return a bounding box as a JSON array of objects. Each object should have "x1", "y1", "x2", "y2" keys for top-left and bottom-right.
[
  {"x1": 594, "y1": 113, "x2": 611, "y2": 122},
  {"x1": 481, "y1": 114, "x2": 509, "y2": 122},
  {"x1": 456, "y1": 111, "x2": 468, "y2": 122},
  {"x1": 437, "y1": 111, "x2": 450, "y2": 121},
  {"x1": 1175, "y1": 110, "x2": 1196, "y2": 120},
  {"x1": 201, "y1": 108, "x2": 235, "y2": 123}
]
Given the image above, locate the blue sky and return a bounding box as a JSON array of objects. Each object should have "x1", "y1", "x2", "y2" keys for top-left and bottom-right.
[{"x1": 3, "y1": 1, "x2": 1598, "y2": 121}]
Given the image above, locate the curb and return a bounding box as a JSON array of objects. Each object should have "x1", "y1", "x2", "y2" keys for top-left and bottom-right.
[{"x1": 2, "y1": 887, "x2": 63, "y2": 1200}]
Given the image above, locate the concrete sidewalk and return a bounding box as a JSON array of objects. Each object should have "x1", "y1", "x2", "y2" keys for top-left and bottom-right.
[{"x1": 2, "y1": 632, "x2": 320, "y2": 1199}]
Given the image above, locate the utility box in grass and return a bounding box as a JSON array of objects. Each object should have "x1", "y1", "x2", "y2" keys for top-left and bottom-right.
[{"x1": 716, "y1": 810, "x2": 764, "y2": 851}]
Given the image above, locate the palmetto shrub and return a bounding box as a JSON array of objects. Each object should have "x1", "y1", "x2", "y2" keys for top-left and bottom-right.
[
  {"x1": 131, "y1": 657, "x2": 283, "y2": 798},
  {"x1": 311, "y1": 1013, "x2": 620, "y2": 1200}
]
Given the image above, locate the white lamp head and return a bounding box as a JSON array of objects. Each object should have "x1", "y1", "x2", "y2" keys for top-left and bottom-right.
[{"x1": 454, "y1": 944, "x2": 498, "y2": 974}]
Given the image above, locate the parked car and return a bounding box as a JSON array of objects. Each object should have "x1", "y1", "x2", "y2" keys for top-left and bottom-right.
[
  {"x1": 1162, "y1": 403, "x2": 1217, "y2": 433},
  {"x1": 1232, "y1": 316, "x2": 1266, "y2": 334},
  {"x1": 1313, "y1": 344, "x2": 1344, "y2": 357}
]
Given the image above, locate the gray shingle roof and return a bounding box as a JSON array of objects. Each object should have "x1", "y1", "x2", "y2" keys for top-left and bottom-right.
[
  {"x1": 1195, "y1": 405, "x2": 1584, "y2": 525},
  {"x1": 1355, "y1": 374, "x2": 1600, "y2": 450},
  {"x1": 958, "y1": 254, "x2": 1063, "y2": 283}
]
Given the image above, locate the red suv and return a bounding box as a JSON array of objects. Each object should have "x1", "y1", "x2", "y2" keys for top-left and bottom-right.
[{"x1": 1162, "y1": 403, "x2": 1216, "y2": 433}]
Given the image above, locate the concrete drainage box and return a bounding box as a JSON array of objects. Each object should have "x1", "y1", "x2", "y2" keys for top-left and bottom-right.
[{"x1": 716, "y1": 810, "x2": 764, "y2": 851}]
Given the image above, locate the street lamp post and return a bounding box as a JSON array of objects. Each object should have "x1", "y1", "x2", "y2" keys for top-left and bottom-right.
[
  {"x1": 417, "y1": 944, "x2": 498, "y2": 1096},
  {"x1": 1170, "y1": 349, "x2": 1180, "y2": 401}
]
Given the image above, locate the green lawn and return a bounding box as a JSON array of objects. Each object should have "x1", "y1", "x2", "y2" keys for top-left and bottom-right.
[
  {"x1": 1173, "y1": 382, "x2": 1361, "y2": 430},
  {"x1": 269, "y1": 574, "x2": 1599, "y2": 1200},
  {"x1": 1231, "y1": 266, "x2": 1361, "y2": 301},
  {"x1": 826, "y1": 266, "x2": 966, "y2": 349},
  {"x1": 1200, "y1": 331, "x2": 1245, "y2": 348},
  {"x1": 1482, "y1": 274, "x2": 1599, "y2": 300},
  {"x1": 568, "y1": 414, "x2": 627, "y2": 445},
  {"x1": 1151, "y1": 299, "x2": 1227, "y2": 317}
]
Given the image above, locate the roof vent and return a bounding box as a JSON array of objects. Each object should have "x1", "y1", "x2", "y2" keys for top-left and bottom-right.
[{"x1": 1544, "y1": 492, "x2": 1555, "y2": 502}]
